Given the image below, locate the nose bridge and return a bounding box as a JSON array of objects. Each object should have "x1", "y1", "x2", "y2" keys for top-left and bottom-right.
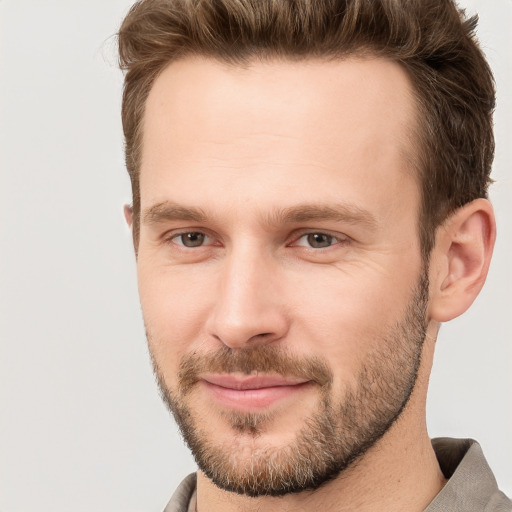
[{"x1": 207, "y1": 241, "x2": 287, "y2": 348}]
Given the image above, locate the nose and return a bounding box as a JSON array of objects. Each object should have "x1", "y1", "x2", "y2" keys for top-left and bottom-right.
[{"x1": 206, "y1": 246, "x2": 289, "y2": 349}]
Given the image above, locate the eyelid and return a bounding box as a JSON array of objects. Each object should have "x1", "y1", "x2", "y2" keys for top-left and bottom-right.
[
  {"x1": 160, "y1": 227, "x2": 348, "y2": 249},
  {"x1": 164, "y1": 229, "x2": 217, "y2": 247},
  {"x1": 289, "y1": 229, "x2": 349, "y2": 248}
]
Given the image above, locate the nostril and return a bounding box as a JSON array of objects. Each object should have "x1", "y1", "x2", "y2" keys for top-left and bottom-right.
[{"x1": 242, "y1": 332, "x2": 275, "y2": 344}]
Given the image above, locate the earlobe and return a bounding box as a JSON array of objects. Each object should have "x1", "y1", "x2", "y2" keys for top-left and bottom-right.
[
  {"x1": 124, "y1": 204, "x2": 134, "y2": 228},
  {"x1": 428, "y1": 198, "x2": 496, "y2": 323}
]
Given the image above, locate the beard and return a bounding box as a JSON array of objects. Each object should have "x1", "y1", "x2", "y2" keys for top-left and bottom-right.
[{"x1": 148, "y1": 272, "x2": 429, "y2": 497}]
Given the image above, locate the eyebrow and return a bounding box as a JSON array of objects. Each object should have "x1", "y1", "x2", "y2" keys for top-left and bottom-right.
[
  {"x1": 142, "y1": 201, "x2": 207, "y2": 225},
  {"x1": 142, "y1": 200, "x2": 377, "y2": 229},
  {"x1": 269, "y1": 204, "x2": 377, "y2": 229}
]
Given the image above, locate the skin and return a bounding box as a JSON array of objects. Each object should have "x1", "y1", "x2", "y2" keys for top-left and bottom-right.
[{"x1": 126, "y1": 56, "x2": 495, "y2": 511}]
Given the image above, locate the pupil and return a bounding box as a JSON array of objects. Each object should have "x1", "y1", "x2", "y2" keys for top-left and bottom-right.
[
  {"x1": 182, "y1": 232, "x2": 205, "y2": 247},
  {"x1": 307, "y1": 233, "x2": 332, "y2": 248}
]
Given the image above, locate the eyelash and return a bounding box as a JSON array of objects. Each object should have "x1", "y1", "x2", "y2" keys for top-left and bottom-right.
[
  {"x1": 165, "y1": 230, "x2": 348, "y2": 250},
  {"x1": 167, "y1": 231, "x2": 215, "y2": 248},
  {"x1": 291, "y1": 231, "x2": 347, "y2": 249}
]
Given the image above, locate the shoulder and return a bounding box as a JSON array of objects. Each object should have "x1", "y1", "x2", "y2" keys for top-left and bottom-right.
[
  {"x1": 163, "y1": 473, "x2": 197, "y2": 512},
  {"x1": 427, "y1": 438, "x2": 511, "y2": 511}
]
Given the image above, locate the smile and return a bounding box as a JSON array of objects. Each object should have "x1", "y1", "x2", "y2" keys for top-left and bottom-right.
[{"x1": 200, "y1": 374, "x2": 313, "y2": 411}]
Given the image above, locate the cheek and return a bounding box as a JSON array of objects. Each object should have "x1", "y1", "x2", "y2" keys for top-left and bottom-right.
[
  {"x1": 288, "y1": 267, "x2": 416, "y2": 380},
  {"x1": 137, "y1": 261, "x2": 214, "y2": 377}
]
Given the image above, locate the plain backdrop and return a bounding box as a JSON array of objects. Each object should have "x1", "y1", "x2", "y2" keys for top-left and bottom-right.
[{"x1": 0, "y1": 1, "x2": 510, "y2": 510}]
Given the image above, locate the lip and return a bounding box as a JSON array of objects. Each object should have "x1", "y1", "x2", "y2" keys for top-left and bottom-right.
[{"x1": 200, "y1": 374, "x2": 312, "y2": 411}]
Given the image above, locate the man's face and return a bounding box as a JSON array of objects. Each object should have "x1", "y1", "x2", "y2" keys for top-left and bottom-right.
[{"x1": 137, "y1": 57, "x2": 428, "y2": 495}]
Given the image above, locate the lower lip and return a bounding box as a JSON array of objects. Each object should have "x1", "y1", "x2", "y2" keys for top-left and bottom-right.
[{"x1": 202, "y1": 381, "x2": 312, "y2": 411}]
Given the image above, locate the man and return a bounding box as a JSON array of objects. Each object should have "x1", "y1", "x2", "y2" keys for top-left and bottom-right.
[{"x1": 117, "y1": 0, "x2": 511, "y2": 510}]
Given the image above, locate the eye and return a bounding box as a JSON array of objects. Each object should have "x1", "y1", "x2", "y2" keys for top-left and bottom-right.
[
  {"x1": 172, "y1": 232, "x2": 209, "y2": 247},
  {"x1": 294, "y1": 232, "x2": 339, "y2": 249}
]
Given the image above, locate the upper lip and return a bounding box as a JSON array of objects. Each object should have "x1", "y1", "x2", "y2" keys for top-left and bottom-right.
[{"x1": 201, "y1": 374, "x2": 310, "y2": 390}]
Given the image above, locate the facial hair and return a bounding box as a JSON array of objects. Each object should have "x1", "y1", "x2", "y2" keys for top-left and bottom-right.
[{"x1": 148, "y1": 272, "x2": 429, "y2": 497}]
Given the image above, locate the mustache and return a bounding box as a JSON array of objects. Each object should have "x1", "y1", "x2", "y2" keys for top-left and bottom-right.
[{"x1": 178, "y1": 345, "x2": 333, "y2": 395}]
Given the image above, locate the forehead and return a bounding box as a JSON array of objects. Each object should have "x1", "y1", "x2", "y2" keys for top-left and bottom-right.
[
  {"x1": 141, "y1": 56, "x2": 419, "y2": 218},
  {"x1": 144, "y1": 56, "x2": 417, "y2": 143}
]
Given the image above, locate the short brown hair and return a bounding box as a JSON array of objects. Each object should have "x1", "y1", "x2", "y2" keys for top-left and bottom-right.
[{"x1": 118, "y1": 0, "x2": 495, "y2": 258}]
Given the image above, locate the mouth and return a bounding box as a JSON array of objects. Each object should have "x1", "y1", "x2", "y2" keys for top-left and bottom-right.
[{"x1": 200, "y1": 374, "x2": 313, "y2": 411}]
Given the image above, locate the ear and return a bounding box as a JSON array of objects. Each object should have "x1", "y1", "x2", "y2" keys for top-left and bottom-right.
[
  {"x1": 124, "y1": 204, "x2": 133, "y2": 228},
  {"x1": 428, "y1": 198, "x2": 496, "y2": 322}
]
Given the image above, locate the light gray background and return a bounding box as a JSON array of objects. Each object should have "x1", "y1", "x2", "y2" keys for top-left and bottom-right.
[{"x1": 0, "y1": 1, "x2": 510, "y2": 510}]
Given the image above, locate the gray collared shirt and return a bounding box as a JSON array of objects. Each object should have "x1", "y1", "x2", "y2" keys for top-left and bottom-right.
[{"x1": 163, "y1": 438, "x2": 511, "y2": 512}]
